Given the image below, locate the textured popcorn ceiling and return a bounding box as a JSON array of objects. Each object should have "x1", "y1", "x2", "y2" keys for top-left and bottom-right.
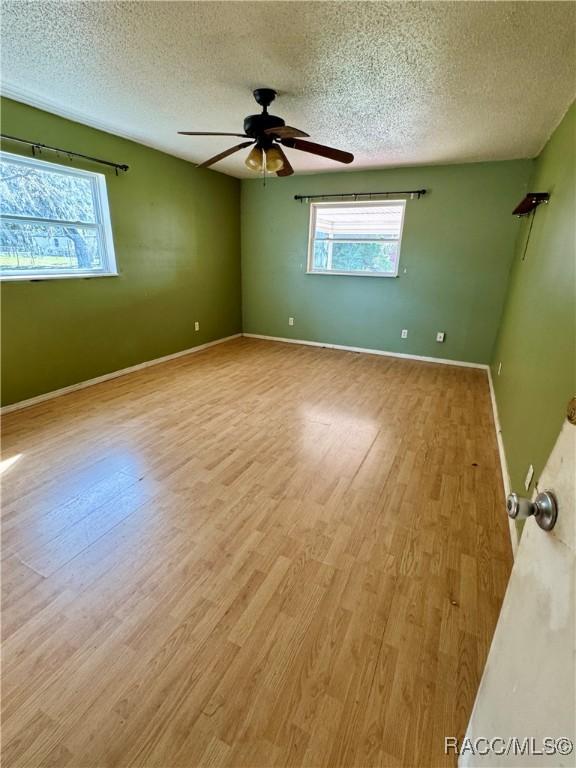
[{"x1": 1, "y1": 1, "x2": 575, "y2": 178}]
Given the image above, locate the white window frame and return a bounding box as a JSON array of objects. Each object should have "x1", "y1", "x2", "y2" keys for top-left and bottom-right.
[
  {"x1": 306, "y1": 199, "x2": 406, "y2": 277},
  {"x1": 0, "y1": 151, "x2": 118, "y2": 281}
]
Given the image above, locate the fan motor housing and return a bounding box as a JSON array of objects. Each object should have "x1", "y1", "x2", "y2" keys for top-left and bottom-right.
[{"x1": 243, "y1": 113, "x2": 285, "y2": 140}]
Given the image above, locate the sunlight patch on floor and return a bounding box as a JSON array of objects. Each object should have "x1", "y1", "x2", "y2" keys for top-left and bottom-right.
[{"x1": 0, "y1": 453, "x2": 22, "y2": 475}]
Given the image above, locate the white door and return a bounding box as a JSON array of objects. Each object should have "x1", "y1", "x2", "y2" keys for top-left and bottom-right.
[{"x1": 460, "y1": 413, "x2": 575, "y2": 767}]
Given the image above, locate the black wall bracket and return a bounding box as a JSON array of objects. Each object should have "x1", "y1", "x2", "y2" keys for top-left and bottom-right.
[{"x1": 512, "y1": 193, "x2": 549, "y2": 217}]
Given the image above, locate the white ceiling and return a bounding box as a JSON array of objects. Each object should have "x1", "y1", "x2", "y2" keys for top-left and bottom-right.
[{"x1": 1, "y1": 1, "x2": 575, "y2": 178}]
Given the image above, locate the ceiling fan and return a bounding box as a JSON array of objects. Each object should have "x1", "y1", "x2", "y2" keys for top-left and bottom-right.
[{"x1": 178, "y1": 88, "x2": 354, "y2": 176}]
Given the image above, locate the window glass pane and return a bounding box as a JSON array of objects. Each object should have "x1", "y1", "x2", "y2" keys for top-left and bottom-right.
[
  {"x1": 0, "y1": 157, "x2": 96, "y2": 223},
  {"x1": 331, "y1": 241, "x2": 398, "y2": 273},
  {"x1": 310, "y1": 202, "x2": 405, "y2": 275},
  {"x1": 313, "y1": 240, "x2": 329, "y2": 269},
  {"x1": 314, "y1": 204, "x2": 403, "y2": 242},
  {"x1": 0, "y1": 151, "x2": 116, "y2": 280},
  {"x1": 0, "y1": 221, "x2": 103, "y2": 275}
]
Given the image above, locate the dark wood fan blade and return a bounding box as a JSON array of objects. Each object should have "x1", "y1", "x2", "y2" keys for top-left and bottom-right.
[
  {"x1": 281, "y1": 138, "x2": 353, "y2": 164},
  {"x1": 196, "y1": 141, "x2": 254, "y2": 169},
  {"x1": 275, "y1": 146, "x2": 294, "y2": 177},
  {"x1": 179, "y1": 132, "x2": 249, "y2": 137},
  {"x1": 263, "y1": 125, "x2": 310, "y2": 139}
]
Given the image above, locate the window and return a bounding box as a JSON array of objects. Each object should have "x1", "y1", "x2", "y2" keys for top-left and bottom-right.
[
  {"x1": 307, "y1": 200, "x2": 406, "y2": 277},
  {"x1": 0, "y1": 151, "x2": 117, "y2": 280}
]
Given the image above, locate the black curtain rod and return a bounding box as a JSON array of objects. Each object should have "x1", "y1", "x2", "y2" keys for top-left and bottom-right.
[
  {"x1": 294, "y1": 189, "x2": 426, "y2": 202},
  {"x1": 0, "y1": 134, "x2": 129, "y2": 173}
]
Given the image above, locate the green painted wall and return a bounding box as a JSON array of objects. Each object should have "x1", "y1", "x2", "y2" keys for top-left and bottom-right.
[
  {"x1": 491, "y1": 102, "x2": 575, "y2": 495},
  {"x1": 241, "y1": 160, "x2": 532, "y2": 364},
  {"x1": 0, "y1": 98, "x2": 241, "y2": 406}
]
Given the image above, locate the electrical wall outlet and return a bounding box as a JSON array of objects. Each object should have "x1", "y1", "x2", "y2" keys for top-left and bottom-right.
[
  {"x1": 288, "y1": 317, "x2": 295, "y2": 326},
  {"x1": 497, "y1": 361, "x2": 502, "y2": 376},
  {"x1": 401, "y1": 329, "x2": 408, "y2": 339},
  {"x1": 436, "y1": 332, "x2": 445, "y2": 343},
  {"x1": 194, "y1": 321, "x2": 200, "y2": 332},
  {"x1": 524, "y1": 464, "x2": 534, "y2": 491}
]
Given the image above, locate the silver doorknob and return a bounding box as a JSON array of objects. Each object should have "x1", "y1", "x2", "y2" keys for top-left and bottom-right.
[{"x1": 506, "y1": 490, "x2": 558, "y2": 531}]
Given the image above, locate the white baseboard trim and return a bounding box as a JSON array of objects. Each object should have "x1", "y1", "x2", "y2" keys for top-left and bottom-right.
[
  {"x1": 487, "y1": 366, "x2": 518, "y2": 557},
  {"x1": 1, "y1": 334, "x2": 242, "y2": 415},
  {"x1": 243, "y1": 333, "x2": 489, "y2": 370}
]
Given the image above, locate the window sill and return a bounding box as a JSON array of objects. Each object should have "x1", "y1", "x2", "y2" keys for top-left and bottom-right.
[
  {"x1": 306, "y1": 270, "x2": 399, "y2": 278},
  {"x1": 0, "y1": 272, "x2": 120, "y2": 282}
]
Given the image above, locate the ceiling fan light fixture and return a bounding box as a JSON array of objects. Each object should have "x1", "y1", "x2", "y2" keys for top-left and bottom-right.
[
  {"x1": 181, "y1": 88, "x2": 353, "y2": 175},
  {"x1": 264, "y1": 145, "x2": 285, "y2": 173},
  {"x1": 245, "y1": 145, "x2": 264, "y2": 171}
]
